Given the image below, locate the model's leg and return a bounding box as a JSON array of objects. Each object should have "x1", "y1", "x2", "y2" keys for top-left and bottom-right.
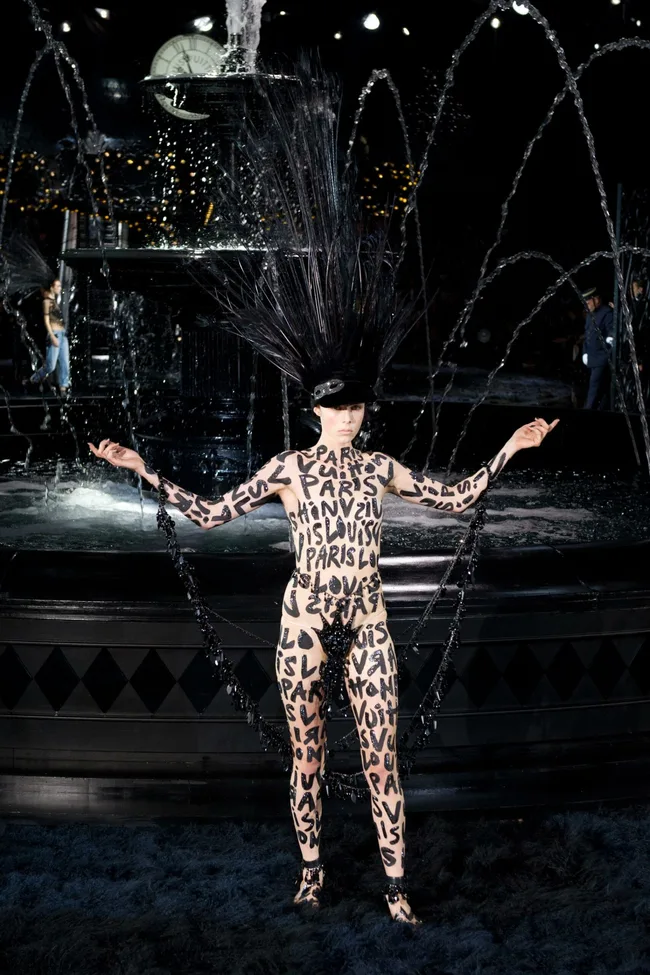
[
  {"x1": 346, "y1": 620, "x2": 420, "y2": 924},
  {"x1": 276, "y1": 618, "x2": 327, "y2": 905},
  {"x1": 30, "y1": 338, "x2": 59, "y2": 385},
  {"x1": 56, "y1": 332, "x2": 70, "y2": 394}
]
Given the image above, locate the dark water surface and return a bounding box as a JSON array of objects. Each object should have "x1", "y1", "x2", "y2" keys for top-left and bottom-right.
[{"x1": 0, "y1": 462, "x2": 647, "y2": 553}]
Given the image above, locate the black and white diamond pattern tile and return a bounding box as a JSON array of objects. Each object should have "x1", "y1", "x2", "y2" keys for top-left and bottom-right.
[
  {"x1": 503, "y1": 643, "x2": 544, "y2": 705},
  {"x1": 0, "y1": 646, "x2": 30, "y2": 710},
  {"x1": 108, "y1": 647, "x2": 153, "y2": 681},
  {"x1": 478, "y1": 677, "x2": 522, "y2": 712},
  {"x1": 82, "y1": 648, "x2": 128, "y2": 713},
  {"x1": 234, "y1": 649, "x2": 274, "y2": 704},
  {"x1": 178, "y1": 651, "x2": 221, "y2": 713},
  {"x1": 1, "y1": 635, "x2": 649, "y2": 719},
  {"x1": 60, "y1": 645, "x2": 102, "y2": 678},
  {"x1": 155, "y1": 683, "x2": 197, "y2": 717},
  {"x1": 110, "y1": 681, "x2": 153, "y2": 716},
  {"x1": 202, "y1": 683, "x2": 239, "y2": 717},
  {"x1": 34, "y1": 647, "x2": 80, "y2": 712},
  {"x1": 614, "y1": 635, "x2": 648, "y2": 668},
  {"x1": 58, "y1": 680, "x2": 104, "y2": 715},
  {"x1": 629, "y1": 637, "x2": 650, "y2": 694},
  {"x1": 128, "y1": 650, "x2": 176, "y2": 714},
  {"x1": 546, "y1": 642, "x2": 584, "y2": 701},
  {"x1": 10, "y1": 678, "x2": 53, "y2": 714}
]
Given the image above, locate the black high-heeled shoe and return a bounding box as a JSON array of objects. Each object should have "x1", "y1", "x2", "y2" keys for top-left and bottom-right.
[
  {"x1": 384, "y1": 877, "x2": 421, "y2": 925},
  {"x1": 294, "y1": 858, "x2": 324, "y2": 909}
]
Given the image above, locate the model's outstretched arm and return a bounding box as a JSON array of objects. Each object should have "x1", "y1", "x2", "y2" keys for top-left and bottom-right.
[
  {"x1": 88, "y1": 439, "x2": 294, "y2": 529},
  {"x1": 389, "y1": 417, "x2": 559, "y2": 513}
]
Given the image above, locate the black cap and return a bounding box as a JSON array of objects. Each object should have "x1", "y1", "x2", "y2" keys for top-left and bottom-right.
[
  {"x1": 312, "y1": 378, "x2": 375, "y2": 407},
  {"x1": 581, "y1": 286, "x2": 598, "y2": 299}
]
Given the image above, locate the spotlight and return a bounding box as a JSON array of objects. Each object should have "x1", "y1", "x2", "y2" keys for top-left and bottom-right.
[
  {"x1": 279, "y1": 9, "x2": 287, "y2": 14},
  {"x1": 490, "y1": 16, "x2": 501, "y2": 28},
  {"x1": 192, "y1": 15, "x2": 214, "y2": 31},
  {"x1": 95, "y1": 7, "x2": 110, "y2": 18},
  {"x1": 594, "y1": 42, "x2": 600, "y2": 49},
  {"x1": 512, "y1": 2, "x2": 529, "y2": 13},
  {"x1": 363, "y1": 12, "x2": 380, "y2": 30},
  {"x1": 334, "y1": 31, "x2": 342, "y2": 39},
  {"x1": 637, "y1": 19, "x2": 642, "y2": 26},
  {"x1": 402, "y1": 26, "x2": 410, "y2": 35},
  {"x1": 61, "y1": 21, "x2": 71, "y2": 32},
  {"x1": 610, "y1": 0, "x2": 621, "y2": 5}
]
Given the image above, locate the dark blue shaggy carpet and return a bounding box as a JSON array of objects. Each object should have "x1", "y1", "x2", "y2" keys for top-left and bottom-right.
[{"x1": 1, "y1": 805, "x2": 650, "y2": 975}]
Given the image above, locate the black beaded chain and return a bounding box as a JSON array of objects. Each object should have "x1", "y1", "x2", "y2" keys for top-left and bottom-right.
[
  {"x1": 153, "y1": 464, "x2": 493, "y2": 801},
  {"x1": 155, "y1": 483, "x2": 291, "y2": 765}
]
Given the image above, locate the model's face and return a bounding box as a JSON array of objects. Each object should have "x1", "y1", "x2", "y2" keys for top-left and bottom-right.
[
  {"x1": 314, "y1": 403, "x2": 365, "y2": 444},
  {"x1": 632, "y1": 281, "x2": 644, "y2": 299},
  {"x1": 52, "y1": 280, "x2": 62, "y2": 296},
  {"x1": 586, "y1": 296, "x2": 600, "y2": 313}
]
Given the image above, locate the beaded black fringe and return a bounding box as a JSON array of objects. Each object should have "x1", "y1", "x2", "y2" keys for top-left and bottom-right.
[{"x1": 153, "y1": 466, "x2": 493, "y2": 802}]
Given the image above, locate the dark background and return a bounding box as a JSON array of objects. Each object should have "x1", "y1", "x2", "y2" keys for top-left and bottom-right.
[{"x1": 1, "y1": 0, "x2": 647, "y2": 367}]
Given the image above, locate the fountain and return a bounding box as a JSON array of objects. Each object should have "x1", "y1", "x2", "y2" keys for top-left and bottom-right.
[{"x1": 1, "y1": 0, "x2": 650, "y2": 817}]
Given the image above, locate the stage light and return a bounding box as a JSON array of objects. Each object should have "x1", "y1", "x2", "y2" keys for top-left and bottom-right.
[
  {"x1": 512, "y1": 2, "x2": 529, "y2": 13},
  {"x1": 490, "y1": 17, "x2": 501, "y2": 28},
  {"x1": 334, "y1": 31, "x2": 342, "y2": 39},
  {"x1": 610, "y1": 0, "x2": 621, "y2": 5},
  {"x1": 402, "y1": 26, "x2": 410, "y2": 35},
  {"x1": 279, "y1": 9, "x2": 287, "y2": 14},
  {"x1": 192, "y1": 16, "x2": 214, "y2": 31},
  {"x1": 637, "y1": 19, "x2": 642, "y2": 26},
  {"x1": 95, "y1": 7, "x2": 110, "y2": 18},
  {"x1": 61, "y1": 21, "x2": 71, "y2": 32},
  {"x1": 594, "y1": 42, "x2": 600, "y2": 49},
  {"x1": 363, "y1": 13, "x2": 380, "y2": 30}
]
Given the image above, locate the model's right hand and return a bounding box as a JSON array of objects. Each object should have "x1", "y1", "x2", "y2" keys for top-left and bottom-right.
[
  {"x1": 88, "y1": 439, "x2": 144, "y2": 472},
  {"x1": 50, "y1": 336, "x2": 59, "y2": 348}
]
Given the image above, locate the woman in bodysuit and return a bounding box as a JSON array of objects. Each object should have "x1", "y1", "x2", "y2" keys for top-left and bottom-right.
[
  {"x1": 26, "y1": 278, "x2": 70, "y2": 396},
  {"x1": 89, "y1": 398, "x2": 557, "y2": 923}
]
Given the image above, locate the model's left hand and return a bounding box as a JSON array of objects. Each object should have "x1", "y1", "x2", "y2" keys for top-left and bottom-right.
[{"x1": 509, "y1": 417, "x2": 560, "y2": 451}]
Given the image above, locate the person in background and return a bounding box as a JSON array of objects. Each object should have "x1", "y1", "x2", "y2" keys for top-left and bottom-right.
[
  {"x1": 24, "y1": 277, "x2": 69, "y2": 397},
  {"x1": 581, "y1": 287, "x2": 613, "y2": 410}
]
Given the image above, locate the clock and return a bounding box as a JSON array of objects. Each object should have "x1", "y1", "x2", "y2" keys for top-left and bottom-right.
[{"x1": 149, "y1": 34, "x2": 226, "y2": 120}]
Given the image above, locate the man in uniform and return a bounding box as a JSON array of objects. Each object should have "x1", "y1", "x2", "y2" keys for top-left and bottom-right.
[{"x1": 582, "y1": 286, "x2": 614, "y2": 410}]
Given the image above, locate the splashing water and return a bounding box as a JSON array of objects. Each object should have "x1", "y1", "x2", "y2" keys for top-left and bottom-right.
[
  {"x1": 225, "y1": 0, "x2": 267, "y2": 72},
  {"x1": 344, "y1": 68, "x2": 437, "y2": 448},
  {"x1": 1, "y1": 0, "x2": 149, "y2": 518},
  {"x1": 445, "y1": 247, "x2": 646, "y2": 472},
  {"x1": 2, "y1": 1, "x2": 650, "y2": 499},
  {"x1": 246, "y1": 350, "x2": 258, "y2": 479},
  {"x1": 392, "y1": 2, "x2": 650, "y2": 474}
]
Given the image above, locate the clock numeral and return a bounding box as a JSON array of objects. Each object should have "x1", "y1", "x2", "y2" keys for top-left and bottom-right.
[
  {"x1": 189, "y1": 36, "x2": 198, "y2": 50},
  {"x1": 173, "y1": 41, "x2": 183, "y2": 54}
]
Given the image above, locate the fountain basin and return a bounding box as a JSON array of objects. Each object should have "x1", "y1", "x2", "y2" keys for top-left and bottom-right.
[{"x1": 1, "y1": 401, "x2": 650, "y2": 815}]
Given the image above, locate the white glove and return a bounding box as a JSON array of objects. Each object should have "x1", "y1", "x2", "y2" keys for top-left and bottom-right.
[
  {"x1": 606, "y1": 336, "x2": 613, "y2": 346},
  {"x1": 582, "y1": 353, "x2": 588, "y2": 366}
]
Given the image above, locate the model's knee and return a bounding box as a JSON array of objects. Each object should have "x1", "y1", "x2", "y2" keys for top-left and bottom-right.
[
  {"x1": 292, "y1": 762, "x2": 323, "y2": 787},
  {"x1": 363, "y1": 762, "x2": 402, "y2": 798},
  {"x1": 292, "y1": 745, "x2": 325, "y2": 773}
]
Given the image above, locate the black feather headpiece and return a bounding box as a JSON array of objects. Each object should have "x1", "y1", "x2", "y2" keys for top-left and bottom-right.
[{"x1": 201, "y1": 64, "x2": 418, "y2": 406}]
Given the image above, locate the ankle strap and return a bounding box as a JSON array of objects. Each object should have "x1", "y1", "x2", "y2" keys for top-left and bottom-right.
[
  {"x1": 301, "y1": 857, "x2": 323, "y2": 873},
  {"x1": 384, "y1": 877, "x2": 408, "y2": 902}
]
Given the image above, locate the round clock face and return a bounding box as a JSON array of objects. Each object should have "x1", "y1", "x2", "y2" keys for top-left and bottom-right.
[{"x1": 149, "y1": 34, "x2": 226, "y2": 120}]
